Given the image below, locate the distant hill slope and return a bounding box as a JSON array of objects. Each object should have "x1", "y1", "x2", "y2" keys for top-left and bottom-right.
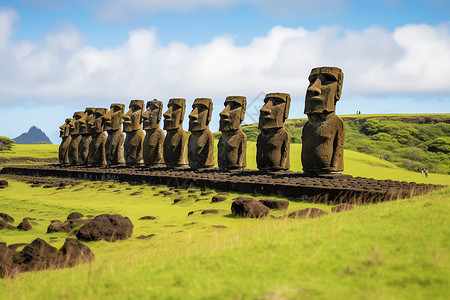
[
  {"x1": 13, "y1": 126, "x2": 52, "y2": 144},
  {"x1": 215, "y1": 114, "x2": 449, "y2": 175}
]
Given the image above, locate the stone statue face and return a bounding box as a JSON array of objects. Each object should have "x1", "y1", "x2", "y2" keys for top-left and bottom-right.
[
  {"x1": 104, "y1": 103, "x2": 125, "y2": 131},
  {"x1": 123, "y1": 100, "x2": 144, "y2": 133},
  {"x1": 79, "y1": 107, "x2": 95, "y2": 134},
  {"x1": 60, "y1": 118, "x2": 72, "y2": 137},
  {"x1": 219, "y1": 96, "x2": 246, "y2": 132},
  {"x1": 142, "y1": 100, "x2": 163, "y2": 130},
  {"x1": 69, "y1": 111, "x2": 85, "y2": 135},
  {"x1": 92, "y1": 108, "x2": 107, "y2": 134},
  {"x1": 258, "y1": 93, "x2": 291, "y2": 130},
  {"x1": 189, "y1": 98, "x2": 213, "y2": 132},
  {"x1": 163, "y1": 98, "x2": 186, "y2": 131},
  {"x1": 304, "y1": 66, "x2": 343, "y2": 115}
]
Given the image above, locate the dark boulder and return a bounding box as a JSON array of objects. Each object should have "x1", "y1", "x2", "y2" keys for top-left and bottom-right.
[
  {"x1": 231, "y1": 198, "x2": 270, "y2": 218},
  {"x1": 59, "y1": 238, "x2": 95, "y2": 267},
  {"x1": 259, "y1": 199, "x2": 289, "y2": 210},
  {"x1": 0, "y1": 242, "x2": 19, "y2": 278},
  {"x1": 67, "y1": 212, "x2": 84, "y2": 220},
  {"x1": 17, "y1": 218, "x2": 32, "y2": 231},
  {"x1": 0, "y1": 180, "x2": 8, "y2": 188},
  {"x1": 0, "y1": 212, "x2": 14, "y2": 223},
  {"x1": 138, "y1": 216, "x2": 157, "y2": 220},
  {"x1": 287, "y1": 208, "x2": 328, "y2": 219},
  {"x1": 211, "y1": 195, "x2": 228, "y2": 202},
  {"x1": 201, "y1": 209, "x2": 219, "y2": 215},
  {"x1": 47, "y1": 219, "x2": 86, "y2": 233},
  {"x1": 0, "y1": 220, "x2": 16, "y2": 230},
  {"x1": 13, "y1": 238, "x2": 59, "y2": 273},
  {"x1": 75, "y1": 214, "x2": 134, "y2": 242}
]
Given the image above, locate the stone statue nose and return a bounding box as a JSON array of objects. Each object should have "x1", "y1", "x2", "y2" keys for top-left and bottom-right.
[
  {"x1": 308, "y1": 78, "x2": 322, "y2": 96},
  {"x1": 189, "y1": 107, "x2": 199, "y2": 120},
  {"x1": 220, "y1": 105, "x2": 230, "y2": 118},
  {"x1": 163, "y1": 107, "x2": 172, "y2": 119},
  {"x1": 260, "y1": 101, "x2": 272, "y2": 115}
]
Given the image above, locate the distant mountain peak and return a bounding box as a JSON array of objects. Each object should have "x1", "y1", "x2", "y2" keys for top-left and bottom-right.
[{"x1": 13, "y1": 126, "x2": 52, "y2": 144}]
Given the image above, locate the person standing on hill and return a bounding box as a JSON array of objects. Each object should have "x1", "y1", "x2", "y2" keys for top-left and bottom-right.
[{"x1": 424, "y1": 168, "x2": 428, "y2": 178}]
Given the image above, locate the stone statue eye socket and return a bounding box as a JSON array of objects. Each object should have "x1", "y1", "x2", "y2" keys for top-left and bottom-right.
[{"x1": 323, "y1": 75, "x2": 337, "y2": 84}]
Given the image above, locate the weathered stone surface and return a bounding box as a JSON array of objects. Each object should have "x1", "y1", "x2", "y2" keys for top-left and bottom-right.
[
  {"x1": 302, "y1": 66, "x2": 345, "y2": 173},
  {"x1": 0, "y1": 242, "x2": 19, "y2": 278},
  {"x1": 163, "y1": 98, "x2": 188, "y2": 167},
  {"x1": 104, "y1": 103, "x2": 125, "y2": 165},
  {"x1": 88, "y1": 108, "x2": 108, "y2": 166},
  {"x1": 259, "y1": 199, "x2": 289, "y2": 210},
  {"x1": 47, "y1": 219, "x2": 87, "y2": 233},
  {"x1": 75, "y1": 214, "x2": 134, "y2": 242},
  {"x1": 188, "y1": 98, "x2": 214, "y2": 169},
  {"x1": 287, "y1": 208, "x2": 328, "y2": 219},
  {"x1": 68, "y1": 111, "x2": 85, "y2": 166},
  {"x1": 13, "y1": 238, "x2": 59, "y2": 272},
  {"x1": 67, "y1": 212, "x2": 84, "y2": 220},
  {"x1": 78, "y1": 107, "x2": 95, "y2": 165},
  {"x1": 201, "y1": 209, "x2": 219, "y2": 215},
  {"x1": 59, "y1": 118, "x2": 72, "y2": 166},
  {"x1": 0, "y1": 220, "x2": 16, "y2": 230},
  {"x1": 59, "y1": 238, "x2": 95, "y2": 267},
  {"x1": 0, "y1": 212, "x2": 14, "y2": 223},
  {"x1": 123, "y1": 100, "x2": 145, "y2": 165},
  {"x1": 0, "y1": 179, "x2": 8, "y2": 188},
  {"x1": 17, "y1": 218, "x2": 32, "y2": 231},
  {"x1": 231, "y1": 198, "x2": 270, "y2": 218},
  {"x1": 257, "y1": 93, "x2": 291, "y2": 170},
  {"x1": 331, "y1": 203, "x2": 355, "y2": 213},
  {"x1": 218, "y1": 96, "x2": 247, "y2": 170},
  {"x1": 143, "y1": 100, "x2": 165, "y2": 166},
  {"x1": 211, "y1": 195, "x2": 228, "y2": 202}
]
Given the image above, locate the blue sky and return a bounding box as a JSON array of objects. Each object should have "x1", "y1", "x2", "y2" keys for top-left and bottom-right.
[{"x1": 0, "y1": 0, "x2": 449, "y2": 143}]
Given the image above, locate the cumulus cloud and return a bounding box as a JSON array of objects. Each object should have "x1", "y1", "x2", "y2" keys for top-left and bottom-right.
[{"x1": 0, "y1": 8, "x2": 450, "y2": 109}]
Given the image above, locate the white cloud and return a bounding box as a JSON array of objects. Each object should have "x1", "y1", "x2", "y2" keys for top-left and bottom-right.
[{"x1": 0, "y1": 8, "x2": 450, "y2": 109}]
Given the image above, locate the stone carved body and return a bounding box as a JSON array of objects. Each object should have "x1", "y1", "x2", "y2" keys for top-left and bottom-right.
[
  {"x1": 188, "y1": 98, "x2": 214, "y2": 169},
  {"x1": 218, "y1": 96, "x2": 247, "y2": 170},
  {"x1": 301, "y1": 66, "x2": 345, "y2": 173},
  {"x1": 142, "y1": 100, "x2": 164, "y2": 166},
  {"x1": 123, "y1": 100, "x2": 145, "y2": 165},
  {"x1": 104, "y1": 104, "x2": 125, "y2": 165},
  {"x1": 256, "y1": 93, "x2": 291, "y2": 170},
  {"x1": 163, "y1": 98, "x2": 188, "y2": 167},
  {"x1": 58, "y1": 118, "x2": 72, "y2": 166},
  {"x1": 88, "y1": 108, "x2": 107, "y2": 166},
  {"x1": 78, "y1": 108, "x2": 95, "y2": 165},
  {"x1": 68, "y1": 112, "x2": 85, "y2": 166}
]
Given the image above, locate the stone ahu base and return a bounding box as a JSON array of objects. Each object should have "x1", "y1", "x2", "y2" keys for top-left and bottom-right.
[{"x1": 1, "y1": 165, "x2": 445, "y2": 205}]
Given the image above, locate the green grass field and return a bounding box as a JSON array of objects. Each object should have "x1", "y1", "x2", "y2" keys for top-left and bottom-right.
[{"x1": 0, "y1": 133, "x2": 449, "y2": 299}]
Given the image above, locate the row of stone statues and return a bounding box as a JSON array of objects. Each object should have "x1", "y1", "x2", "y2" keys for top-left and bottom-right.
[{"x1": 59, "y1": 66, "x2": 345, "y2": 174}]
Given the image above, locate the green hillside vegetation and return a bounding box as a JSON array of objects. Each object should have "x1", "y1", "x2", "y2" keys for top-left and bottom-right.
[{"x1": 235, "y1": 114, "x2": 450, "y2": 175}]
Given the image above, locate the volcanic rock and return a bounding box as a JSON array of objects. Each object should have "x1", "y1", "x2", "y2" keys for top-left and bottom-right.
[
  {"x1": 0, "y1": 242, "x2": 19, "y2": 278},
  {"x1": 331, "y1": 203, "x2": 356, "y2": 213},
  {"x1": 0, "y1": 212, "x2": 14, "y2": 223},
  {"x1": 67, "y1": 212, "x2": 84, "y2": 220},
  {"x1": 231, "y1": 198, "x2": 270, "y2": 218},
  {"x1": 0, "y1": 220, "x2": 16, "y2": 230},
  {"x1": 201, "y1": 209, "x2": 219, "y2": 215},
  {"x1": 12, "y1": 238, "x2": 60, "y2": 272},
  {"x1": 47, "y1": 219, "x2": 86, "y2": 233},
  {"x1": 59, "y1": 238, "x2": 95, "y2": 267},
  {"x1": 259, "y1": 199, "x2": 289, "y2": 210},
  {"x1": 75, "y1": 214, "x2": 134, "y2": 242},
  {"x1": 211, "y1": 195, "x2": 228, "y2": 202},
  {"x1": 139, "y1": 216, "x2": 157, "y2": 220},
  {"x1": 17, "y1": 218, "x2": 32, "y2": 231},
  {"x1": 0, "y1": 180, "x2": 8, "y2": 188},
  {"x1": 287, "y1": 208, "x2": 328, "y2": 219}
]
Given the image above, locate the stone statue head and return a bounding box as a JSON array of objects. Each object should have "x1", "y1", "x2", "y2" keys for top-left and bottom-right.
[
  {"x1": 104, "y1": 103, "x2": 125, "y2": 131},
  {"x1": 92, "y1": 108, "x2": 107, "y2": 134},
  {"x1": 304, "y1": 66, "x2": 343, "y2": 115},
  {"x1": 142, "y1": 99, "x2": 163, "y2": 130},
  {"x1": 60, "y1": 118, "x2": 72, "y2": 138},
  {"x1": 189, "y1": 98, "x2": 213, "y2": 132},
  {"x1": 79, "y1": 107, "x2": 95, "y2": 135},
  {"x1": 163, "y1": 98, "x2": 186, "y2": 131},
  {"x1": 123, "y1": 100, "x2": 144, "y2": 133},
  {"x1": 258, "y1": 93, "x2": 291, "y2": 130},
  {"x1": 219, "y1": 96, "x2": 246, "y2": 132},
  {"x1": 69, "y1": 111, "x2": 85, "y2": 135}
]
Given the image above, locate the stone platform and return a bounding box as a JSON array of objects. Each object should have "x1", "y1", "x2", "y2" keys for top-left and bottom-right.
[{"x1": 1, "y1": 165, "x2": 445, "y2": 204}]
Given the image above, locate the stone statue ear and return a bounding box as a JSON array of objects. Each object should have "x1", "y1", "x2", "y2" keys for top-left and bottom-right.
[
  {"x1": 283, "y1": 96, "x2": 291, "y2": 121},
  {"x1": 336, "y1": 72, "x2": 343, "y2": 102},
  {"x1": 240, "y1": 100, "x2": 247, "y2": 123},
  {"x1": 180, "y1": 102, "x2": 186, "y2": 123},
  {"x1": 207, "y1": 102, "x2": 213, "y2": 124}
]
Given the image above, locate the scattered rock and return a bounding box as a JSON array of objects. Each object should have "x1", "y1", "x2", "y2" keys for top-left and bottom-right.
[
  {"x1": 231, "y1": 198, "x2": 270, "y2": 218},
  {"x1": 7, "y1": 243, "x2": 28, "y2": 251},
  {"x1": 0, "y1": 212, "x2": 14, "y2": 223},
  {"x1": 287, "y1": 208, "x2": 328, "y2": 219},
  {"x1": 0, "y1": 242, "x2": 19, "y2": 278},
  {"x1": 163, "y1": 191, "x2": 173, "y2": 196},
  {"x1": 12, "y1": 238, "x2": 60, "y2": 273},
  {"x1": 130, "y1": 191, "x2": 142, "y2": 196},
  {"x1": 173, "y1": 198, "x2": 183, "y2": 204},
  {"x1": 136, "y1": 234, "x2": 156, "y2": 240},
  {"x1": 211, "y1": 225, "x2": 227, "y2": 229},
  {"x1": 139, "y1": 216, "x2": 157, "y2": 220},
  {"x1": 67, "y1": 212, "x2": 84, "y2": 220},
  {"x1": 187, "y1": 189, "x2": 197, "y2": 193},
  {"x1": 59, "y1": 238, "x2": 95, "y2": 267},
  {"x1": 0, "y1": 220, "x2": 16, "y2": 230},
  {"x1": 188, "y1": 210, "x2": 202, "y2": 216},
  {"x1": 201, "y1": 209, "x2": 219, "y2": 215},
  {"x1": 47, "y1": 219, "x2": 87, "y2": 233},
  {"x1": 17, "y1": 218, "x2": 32, "y2": 231},
  {"x1": 0, "y1": 180, "x2": 8, "y2": 188},
  {"x1": 211, "y1": 195, "x2": 228, "y2": 203},
  {"x1": 331, "y1": 203, "x2": 356, "y2": 213},
  {"x1": 259, "y1": 199, "x2": 289, "y2": 210},
  {"x1": 75, "y1": 214, "x2": 134, "y2": 242},
  {"x1": 200, "y1": 191, "x2": 213, "y2": 196}
]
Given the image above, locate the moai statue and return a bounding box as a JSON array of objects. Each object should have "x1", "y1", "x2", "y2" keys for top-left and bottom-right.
[
  {"x1": 142, "y1": 100, "x2": 165, "y2": 166},
  {"x1": 123, "y1": 100, "x2": 145, "y2": 165},
  {"x1": 256, "y1": 93, "x2": 291, "y2": 170},
  {"x1": 301, "y1": 66, "x2": 345, "y2": 174},
  {"x1": 188, "y1": 98, "x2": 214, "y2": 169},
  {"x1": 88, "y1": 108, "x2": 108, "y2": 166},
  {"x1": 163, "y1": 98, "x2": 188, "y2": 168},
  {"x1": 78, "y1": 107, "x2": 95, "y2": 165},
  {"x1": 68, "y1": 111, "x2": 85, "y2": 166},
  {"x1": 104, "y1": 103, "x2": 125, "y2": 165},
  {"x1": 58, "y1": 118, "x2": 72, "y2": 166},
  {"x1": 218, "y1": 96, "x2": 247, "y2": 170}
]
